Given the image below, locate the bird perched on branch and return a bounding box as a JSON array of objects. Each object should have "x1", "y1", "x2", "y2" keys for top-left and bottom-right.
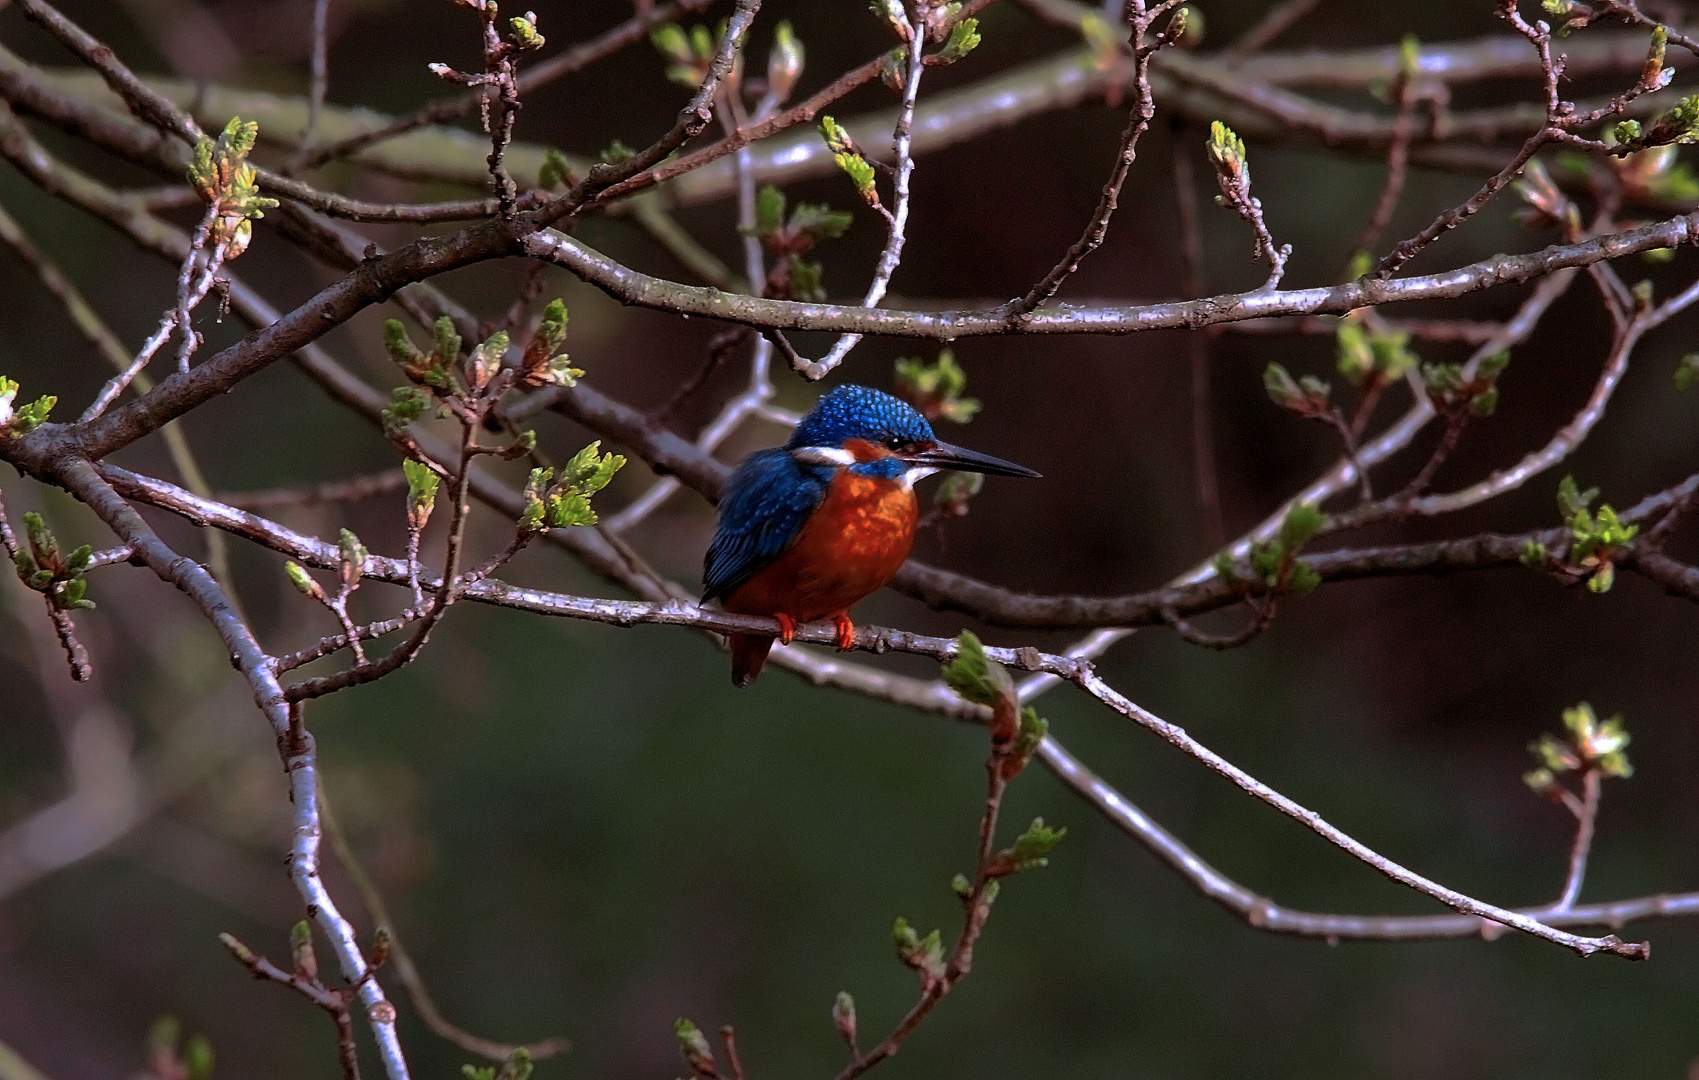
[{"x1": 703, "y1": 384, "x2": 1039, "y2": 687}]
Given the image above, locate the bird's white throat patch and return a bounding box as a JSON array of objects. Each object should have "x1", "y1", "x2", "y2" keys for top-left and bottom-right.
[{"x1": 900, "y1": 466, "x2": 938, "y2": 490}]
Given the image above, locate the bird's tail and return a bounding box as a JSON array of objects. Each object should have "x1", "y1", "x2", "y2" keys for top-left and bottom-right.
[{"x1": 729, "y1": 633, "x2": 775, "y2": 688}]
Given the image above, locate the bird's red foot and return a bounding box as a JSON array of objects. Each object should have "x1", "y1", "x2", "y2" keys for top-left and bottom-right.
[
  {"x1": 773, "y1": 612, "x2": 797, "y2": 645},
  {"x1": 831, "y1": 613, "x2": 856, "y2": 652}
]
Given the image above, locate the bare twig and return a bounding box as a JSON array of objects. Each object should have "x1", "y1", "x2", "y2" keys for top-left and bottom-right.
[
  {"x1": 0, "y1": 489, "x2": 91, "y2": 681},
  {"x1": 1219, "y1": 0, "x2": 1326, "y2": 62},
  {"x1": 1345, "y1": 47, "x2": 1422, "y2": 264},
  {"x1": 783, "y1": 11, "x2": 927, "y2": 381},
  {"x1": 1069, "y1": 667, "x2": 1647, "y2": 959},
  {"x1": 832, "y1": 679, "x2": 1044, "y2": 1080},
  {"x1": 222, "y1": 469, "x2": 407, "y2": 509},
  {"x1": 318, "y1": 781, "x2": 571, "y2": 1061},
  {"x1": 292, "y1": 0, "x2": 720, "y2": 171},
  {"x1": 301, "y1": 0, "x2": 331, "y2": 157},
  {"x1": 1556, "y1": 768, "x2": 1603, "y2": 912},
  {"x1": 1171, "y1": 122, "x2": 1226, "y2": 546},
  {"x1": 282, "y1": 422, "x2": 477, "y2": 702},
  {"x1": 219, "y1": 931, "x2": 363, "y2": 1080},
  {"x1": 53, "y1": 459, "x2": 410, "y2": 1080},
  {"x1": 1004, "y1": 1, "x2": 1183, "y2": 315}
]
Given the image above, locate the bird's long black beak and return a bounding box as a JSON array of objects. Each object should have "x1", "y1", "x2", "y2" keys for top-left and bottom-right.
[{"x1": 901, "y1": 440, "x2": 1041, "y2": 478}]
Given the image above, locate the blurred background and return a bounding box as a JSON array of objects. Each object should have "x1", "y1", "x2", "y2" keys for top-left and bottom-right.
[{"x1": 2, "y1": 0, "x2": 1699, "y2": 1076}]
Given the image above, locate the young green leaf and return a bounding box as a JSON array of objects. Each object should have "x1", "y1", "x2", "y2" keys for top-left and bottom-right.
[
  {"x1": 941, "y1": 630, "x2": 1013, "y2": 706},
  {"x1": 1002, "y1": 817, "x2": 1066, "y2": 872}
]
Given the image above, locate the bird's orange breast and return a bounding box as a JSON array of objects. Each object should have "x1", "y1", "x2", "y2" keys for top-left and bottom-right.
[{"x1": 722, "y1": 470, "x2": 918, "y2": 622}]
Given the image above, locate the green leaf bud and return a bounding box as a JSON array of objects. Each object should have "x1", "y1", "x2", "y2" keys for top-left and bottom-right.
[
  {"x1": 1278, "y1": 502, "x2": 1325, "y2": 550},
  {"x1": 337, "y1": 529, "x2": 368, "y2": 588},
  {"x1": 23, "y1": 511, "x2": 56, "y2": 569},
  {"x1": 431, "y1": 316, "x2": 462, "y2": 366},
  {"x1": 1286, "y1": 561, "x2": 1322, "y2": 596},
  {"x1": 1476, "y1": 349, "x2": 1511, "y2": 380},
  {"x1": 1003, "y1": 817, "x2": 1066, "y2": 872},
  {"x1": 539, "y1": 147, "x2": 572, "y2": 190},
  {"x1": 672, "y1": 1018, "x2": 715, "y2": 1074},
  {"x1": 936, "y1": 17, "x2": 980, "y2": 63},
  {"x1": 59, "y1": 577, "x2": 95, "y2": 610},
  {"x1": 466, "y1": 330, "x2": 509, "y2": 391},
  {"x1": 382, "y1": 319, "x2": 422, "y2": 368},
  {"x1": 183, "y1": 1035, "x2": 214, "y2": 1080},
  {"x1": 285, "y1": 561, "x2": 324, "y2": 600},
  {"x1": 767, "y1": 20, "x2": 805, "y2": 102},
  {"x1": 402, "y1": 459, "x2": 440, "y2": 528},
  {"x1": 1206, "y1": 120, "x2": 1249, "y2": 191},
  {"x1": 1586, "y1": 561, "x2": 1616, "y2": 593},
  {"x1": 788, "y1": 202, "x2": 854, "y2": 241},
  {"x1": 497, "y1": 1048, "x2": 532, "y2": 1080},
  {"x1": 509, "y1": 14, "x2": 544, "y2": 48},
  {"x1": 650, "y1": 23, "x2": 692, "y2": 64},
  {"x1": 1336, "y1": 322, "x2": 1374, "y2": 385},
  {"x1": 892, "y1": 915, "x2": 920, "y2": 958},
  {"x1": 1646, "y1": 94, "x2": 1699, "y2": 146},
  {"x1": 382, "y1": 386, "x2": 430, "y2": 436},
  {"x1": 868, "y1": 0, "x2": 912, "y2": 41},
  {"x1": 290, "y1": 919, "x2": 318, "y2": 979},
  {"x1": 217, "y1": 932, "x2": 256, "y2": 967},
  {"x1": 1644, "y1": 25, "x2": 1669, "y2": 90},
  {"x1": 1013, "y1": 705, "x2": 1048, "y2": 761},
  {"x1": 831, "y1": 991, "x2": 857, "y2": 1045},
  {"x1": 820, "y1": 116, "x2": 855, "y2": 155},
  {"x1": 598, "y1": 139, "x2": 636, "y2": 165},
  {"x1": 1675, "y1": 353, "x2": 1699, "y2": 390},
  {"x1": 1557, "y1": 474, "x2": 1598, "y2": 520},
  {"x1": 941, "y1": 630, "x2": 1013, "y2": 706}
]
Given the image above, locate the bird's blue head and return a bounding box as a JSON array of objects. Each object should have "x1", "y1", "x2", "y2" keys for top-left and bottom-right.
[
  {"x1": 785, "y1": 385, "x2": 1040, "y2": 482},
  {"x1": 788, "y1": 385, "x2": 935, "y2": 452}
]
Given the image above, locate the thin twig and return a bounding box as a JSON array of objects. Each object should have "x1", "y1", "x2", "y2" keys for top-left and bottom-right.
[
  {"x1": 832, "y1": 685, "x2": 1036, "y2": 1080},
  {"x1": 1171, "y1": 121, "x2": 1226, "y2": 546},
  {"x1": 1556, "y1": 768, "x2": 1603, "y2": 911},
  {"x1": 300, "y1": 0, "x2": 332, "y2": 158},
  {"x1": 293, "y1": 0, "x2": 720, "y2": 171},
  {"x1": 1070, "y1": 667, "x2": 1647, "y2": 959},
  {"x1": 1345, "y1": 52, "x2": 1421, "y2": 264},
  {"x1": 222, "y1": 470, "x2": 407, "y2": 509},
  {"x1": 219, "y1": 931, "x2": 363, "y2": 1080},
  {"x1": 283, "y1": 421, "x2": 478, "y2": 702},
  {"x1": 1004, "y1": 1, "x2": 1182, "y2": 315},
  {"x1": 784, "y1": 12, "x2": 928, "y2": 380},
  {"x1": 1219, "y1": 0, "x2": 1326, "y2": 63},
  {"x1": 0, "y1": 491, "x2": 90, "y2": 681},
  {"x1": 318, "y1": 781, "x2": 572, "y2": 1061},
  {"x1": 53, "y1": 459, "x2": 411, "y2": 1080}
]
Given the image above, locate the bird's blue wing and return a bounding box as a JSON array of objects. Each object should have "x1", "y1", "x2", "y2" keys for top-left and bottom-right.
[{"x1": 703, "y1": 449, "x2": 829, "y2": 600}]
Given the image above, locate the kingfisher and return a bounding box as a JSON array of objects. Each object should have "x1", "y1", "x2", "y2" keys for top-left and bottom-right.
[{"x1": 703, "y1": 384, "x2": 1039, "y2": 687}]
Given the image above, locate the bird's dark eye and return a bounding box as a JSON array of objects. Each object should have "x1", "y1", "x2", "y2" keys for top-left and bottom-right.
[{"x1": 886, "y1": 436, "x2": 904, "y2": 450}]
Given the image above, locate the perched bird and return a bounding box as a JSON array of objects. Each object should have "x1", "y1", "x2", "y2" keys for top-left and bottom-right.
[{"x1": 703, "y1": 384, "x2": 1039, "y2": 687}]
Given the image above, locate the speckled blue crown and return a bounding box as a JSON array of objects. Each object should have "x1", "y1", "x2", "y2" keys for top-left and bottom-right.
[{"x1": 786, "y1": 385, "x2": 936, "y2": 449}]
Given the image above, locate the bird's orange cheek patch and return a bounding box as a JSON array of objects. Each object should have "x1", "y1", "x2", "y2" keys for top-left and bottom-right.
[{"x1": 841, "y1": 438, "x2": 888, "y2": 464}]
